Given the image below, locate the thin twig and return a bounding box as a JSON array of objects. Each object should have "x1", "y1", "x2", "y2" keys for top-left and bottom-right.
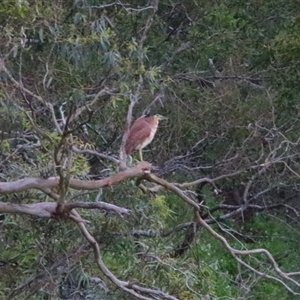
[{"x1": 72, "y1": 146, "x2": 119, "y2": 164}]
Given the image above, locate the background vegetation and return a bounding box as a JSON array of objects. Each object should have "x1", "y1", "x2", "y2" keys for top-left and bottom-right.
[{"x1": 1, "y1": 0, "x2": 300, "y2": 299}]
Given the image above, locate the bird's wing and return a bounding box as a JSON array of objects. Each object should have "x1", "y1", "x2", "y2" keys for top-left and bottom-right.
[{"x1": 125, "y1": 121, "x2": 152, "y2": 154}]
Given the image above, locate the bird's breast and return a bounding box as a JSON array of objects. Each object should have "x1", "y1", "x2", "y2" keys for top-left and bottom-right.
[{"x1": 137, "y1": 123, "x2": 158, "y2": 149}]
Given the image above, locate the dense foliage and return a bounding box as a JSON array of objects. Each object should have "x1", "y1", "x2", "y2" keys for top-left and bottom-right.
[{"x1": 1, "y1": 0, "x2": 300, "y2": 299}]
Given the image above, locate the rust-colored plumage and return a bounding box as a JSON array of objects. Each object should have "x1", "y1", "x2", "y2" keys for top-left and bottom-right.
[{"x1": 125, "y1": 114, "x2": 167, "y2": 161}]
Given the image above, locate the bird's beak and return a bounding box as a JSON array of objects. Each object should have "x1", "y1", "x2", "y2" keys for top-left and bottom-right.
[{"x1": 159, "y1": 115, "x2": 168, "y2": 121}]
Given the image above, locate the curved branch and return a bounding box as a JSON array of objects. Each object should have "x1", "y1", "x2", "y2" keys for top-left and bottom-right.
[
  {"x1": 74, "y1": 210, "x2": 178, "y2": 300},
  {"x1": 143, "y1": 173, "x2": 300, "y2": 295}
]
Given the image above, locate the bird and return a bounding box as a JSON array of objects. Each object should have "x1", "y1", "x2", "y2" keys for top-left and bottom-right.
[{"x1": 125, "y1": 113, "x2": 167, "y2": 161}]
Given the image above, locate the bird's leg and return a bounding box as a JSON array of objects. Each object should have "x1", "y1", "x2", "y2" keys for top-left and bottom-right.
[
  {"x1": 127, "y1": 155, "x2": 133, "y2": 167},
  {"x1": 139, "y1": 149, "x2": 143, "y2": 161}
]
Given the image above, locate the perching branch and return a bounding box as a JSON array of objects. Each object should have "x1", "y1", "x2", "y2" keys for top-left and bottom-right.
[{"x1": 0, "y1": 161, "x2": 151, "y2": 194}]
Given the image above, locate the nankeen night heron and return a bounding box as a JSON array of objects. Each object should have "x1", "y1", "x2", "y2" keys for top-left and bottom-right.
[{"x1": 125, "y1": 113, "x2": 167, "y2": 161}]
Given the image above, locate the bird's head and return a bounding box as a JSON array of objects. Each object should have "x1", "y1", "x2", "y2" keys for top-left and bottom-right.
[{"x1": 153, "y1": 114, "x2": 168, "y2": 121}]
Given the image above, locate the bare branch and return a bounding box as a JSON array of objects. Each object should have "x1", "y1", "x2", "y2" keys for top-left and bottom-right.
[
  {"x1": 8, "y1": 245, "x2": 86, "y2": 299},
  {"x1": 144, "y1": 174, "x2": 201, "y2": 211},
  {"x1": 201, "y1": 212, "x2": 300, "y2": 293},
  {"x1": 0, "y1": 161, "x2": 151, "y2": 194},
  {"x1": 142, "y1": 93, "x2": 164, "y2": 115},
  {"x1": 48, "y1": 102, "x2": 63, "y2": 135},
  {"x1": 23, "y1": 111, "x2": 54, "y2": 143},
  {"x1": 0, "y1": 60, "x2": 42, "y2": 103},
  {"x1": 116, "y1": 222, "x2": 194, "y2": 238},
  {"x1": 68, "y1": 87, "x2": 115, "y2": 123},
  {"x1": 72, "y1": 146, "x2": 119, "y2": 164},
  {"x1": 74, "y1": 210, "x2": 179, "y2": 300},
  {"x1": 160, "y1": 42, "x2": 192, "y2": 68},
  {"x1": 86, "y1": 2, "x2": 157, "y2": 12},
  {"x1": 66, "y1": 201, "x2": 130, "y2": 217},
  {"x1": 0, "y1": 201, "x2": 130, "y2": 218},
  {"x1": 143, "y1": 173, "x2": 300, "y2": 294},
  {"x1": 178, "y1": 169, "x2": 246, "y2": 188},
  {"x1": 0, "y1": 202, "x2": 56, "y2": 218},
  {"x1": 234, "y1": 256, "x2": 300, "y2": 295},
  {"x1": 0, "y1": 61, "x2": 62, "y2": 134},
  {"x1": 137, "y1": 0, "x2": 159, "y2": 49}
]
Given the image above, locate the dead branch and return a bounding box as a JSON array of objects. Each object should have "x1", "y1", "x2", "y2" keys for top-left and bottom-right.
[
  {"x1": 203, "y1": 203, "x2": 300, "y2": 222},
  {"x1": 73, "y1": 210, "x2": 179, "y2": 300},
  {"x1": 142, "y1": 93, "x2": 164, "y2": 115},
  {"x1": 85, "y1": 2, "x2": 157, "y2": 13},
  {"x1": 116, "y1": 222, "x2": 194, "y2": 238},
  {"x1": 66, "y1": 201, "x2": 130, "y2": 217},
  {"x1": 137, "y1": 0, "x2": 158, "y2": 49},
  {"x1": 72, "y1": 146, "x2": 120, "y2": 164},
  {"x1": 178, "y1": 169, "x2": 246, "y2": 188},
  {"x1": 143, "y1": 173, "x2": 300, "y2": 295},
  {"x1": 0, "y1": 202, "x2": 56, "y2": 218},
  {"x1": 68, "y1": 87, "x2": 115, "y2": 123},
  {"x1": 0, "y1": 201, "x2": 130, "y2": 219},
  {"x1": 0, "y1": 61, "x2": 62, "y2": 134},
  {"x1": 143, "y1": 174, "x2": 200, "y2": 211},
  {"x1": 0, "y1": 161, "x2": 151, "y2": 194}
]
